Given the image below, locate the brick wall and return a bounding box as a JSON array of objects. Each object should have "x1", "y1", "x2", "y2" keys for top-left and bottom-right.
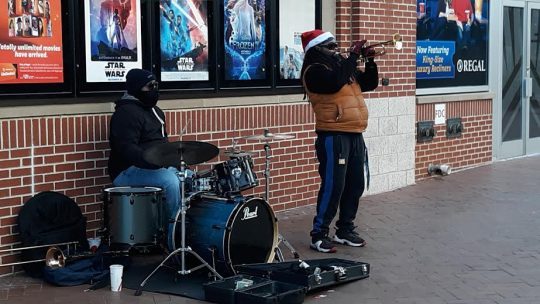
[{"x1": 416, "y1": 100, "x2": 493, "y2": 179}]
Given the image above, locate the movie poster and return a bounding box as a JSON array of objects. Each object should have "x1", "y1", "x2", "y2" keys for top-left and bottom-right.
[
  {"x1": 84, "y1": 0, "x2": 142, "y2": 83},
  {"x1": 160, "y1": 0, "x2": 209, "y2": 82},
  {"x1": 0, "y1": 0, "x2": 64, "y2": 84},
  {"x1": 278, "y1": 0, "x2": 314, "y2": 80},
  {"x1": 223, "y1": 0, "x2": 266, "y2": 81},
  {"x1": 416, "y1": 0, "x2": 489, "y2": 89}
]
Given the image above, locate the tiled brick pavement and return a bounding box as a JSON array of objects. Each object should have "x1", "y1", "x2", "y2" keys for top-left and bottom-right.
[{"x1": 1, "y1": 155, "x2": 540, "y2": 303}]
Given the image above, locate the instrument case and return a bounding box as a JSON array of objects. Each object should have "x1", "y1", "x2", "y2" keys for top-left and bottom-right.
[
  {"x1": 236, "y1": 258, "x2": 370, "y2": 291},
  {"x1": 203, "y1": 274, "x2": 305, "y2": 304}
]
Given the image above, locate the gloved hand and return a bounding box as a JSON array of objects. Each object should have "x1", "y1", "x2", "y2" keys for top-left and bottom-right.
[
  {"x1": 362, "y1": 47, "x2": 376, "y2": 62},
  {"x1": 349, "y1": 40, "x2": 367, "y2": 56}
]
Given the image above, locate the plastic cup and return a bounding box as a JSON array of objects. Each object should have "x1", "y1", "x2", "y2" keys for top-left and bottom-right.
[
  {"x1": 110, "y1": 264, "x2": 124, "y2": 292},
  {"x1": 87, "y1": 237, "x2": 101, "y2": 253}
]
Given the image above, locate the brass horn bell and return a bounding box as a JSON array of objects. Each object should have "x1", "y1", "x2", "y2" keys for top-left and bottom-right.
[
  {"x1": 45, "y1": 247, "x2": 66, "y2": 269},
  {"x1": 361, "y1": 33, "x2": 403, "y2": 59}
]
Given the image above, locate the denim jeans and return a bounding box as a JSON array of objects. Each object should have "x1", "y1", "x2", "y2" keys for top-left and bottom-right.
[{"x1": 113, "y1": 166, "x2": 181, "y2": 250}]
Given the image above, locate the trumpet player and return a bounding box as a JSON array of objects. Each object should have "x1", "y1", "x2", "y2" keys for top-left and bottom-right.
[{"x1": 300, "y1": 30, "x2": 378, "y2": 253}]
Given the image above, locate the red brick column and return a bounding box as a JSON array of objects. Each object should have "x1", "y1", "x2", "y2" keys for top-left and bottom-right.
[{"x1": 337, "y1": 0, "x2": 417, "y2": 99}]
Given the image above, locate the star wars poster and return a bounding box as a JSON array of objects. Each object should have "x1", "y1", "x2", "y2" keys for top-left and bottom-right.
[
  {"x1": 278, "y1": 0, "x2": 314, "y2": 80},
  {"x1": 0, "y1": 0, "x2": 64, "y2": 84},
  {"x1": 223, "y1": 0, "x2": 266, "y2": 81},
  {"x1": 84, "y1": 0, "x2": 142, "y2": 83},
  {"x1": 160, "y1": 0, "x2": 209, "y2": 82}
]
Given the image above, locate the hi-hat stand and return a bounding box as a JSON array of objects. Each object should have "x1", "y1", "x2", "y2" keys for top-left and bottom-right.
[
  {"x1": 135, "y1": 157, "x2": 222, "y2": 296},
  {"x1": 260, "y1": 138, "x2": 300, "y2": 261}
]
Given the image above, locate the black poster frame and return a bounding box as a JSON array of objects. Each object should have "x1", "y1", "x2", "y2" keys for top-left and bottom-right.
[
  {"x1": 0, "y1": 0, "x2": 75, "y2": 99},
  {"x1": 218, "y1": 0, "x2": 272, "y2": 89},
  {"x1": 275, "y1": 0, "x2": 321, "y2": 88},
  {"x1": 152, "y1": 0, "x2": 216, "y2": 92},
  {"x1": 0, "y1": 0, "x2": 324, "y2": 104},
  {"x1": 75, "y1": 0, "x2": 153, "y2": 95}
]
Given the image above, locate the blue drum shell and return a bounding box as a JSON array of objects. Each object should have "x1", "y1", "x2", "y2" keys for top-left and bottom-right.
[{"x1": 177, "y1": 195, "x2": 277, "y2": 275}]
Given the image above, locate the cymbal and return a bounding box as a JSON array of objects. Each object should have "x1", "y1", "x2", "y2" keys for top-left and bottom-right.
[
  {"x1": 143, "y1": 141, "x2": 219, "y2": 166},
  {"x1": 242, "y1": 132, "x2": 296, "y2": 141},
  {"x1": 224, "y1": 150, "x2": 255, "y2": 157}
]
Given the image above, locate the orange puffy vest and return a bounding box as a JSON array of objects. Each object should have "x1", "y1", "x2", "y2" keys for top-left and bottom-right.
[{"x1": 306, "y1": 81, "x2": 369, "y2": 133}]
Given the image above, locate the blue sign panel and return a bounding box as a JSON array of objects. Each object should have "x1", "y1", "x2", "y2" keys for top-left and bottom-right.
[{"x1": 416, "y1": 40, "x2": 455, "y2": 79}]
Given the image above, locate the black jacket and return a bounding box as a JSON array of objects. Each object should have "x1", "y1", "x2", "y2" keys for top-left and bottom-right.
[
  {"x1": 303, "y1": 51, "x2": 379, "y2": 94},
  {"x1": 108, "y1": 94, "x2": 168, "y2": 180}
]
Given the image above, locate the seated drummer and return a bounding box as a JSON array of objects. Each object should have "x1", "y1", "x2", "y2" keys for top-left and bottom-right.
[{"x1": 108, "y1": 68, "x2": 179, "y2": 249}]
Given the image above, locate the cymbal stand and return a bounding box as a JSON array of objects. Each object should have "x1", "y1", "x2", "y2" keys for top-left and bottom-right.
[
  {"x1": 262, "y1": 141, "x2": 300, "y2": 261},
  {"x1": 135, "y1": 157, "x2": 222, "y2": 296},
  {"x1": 263, "y1": 143, "x2": 271, "y2": 202}
]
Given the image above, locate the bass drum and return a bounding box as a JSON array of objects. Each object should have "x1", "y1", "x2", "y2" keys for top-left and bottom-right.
[{"x1": 172, "y1": 194, "x2": 278, "y2": 275}]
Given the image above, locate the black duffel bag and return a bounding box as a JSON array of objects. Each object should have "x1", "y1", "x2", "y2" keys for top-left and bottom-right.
[{"x1": 17, "y1": 191, "x2": 88, "y2": 277}]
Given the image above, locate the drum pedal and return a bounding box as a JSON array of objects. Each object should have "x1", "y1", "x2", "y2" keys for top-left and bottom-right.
[{"x1": 275, "y1": 233, "x2": 300, "y2": 261}]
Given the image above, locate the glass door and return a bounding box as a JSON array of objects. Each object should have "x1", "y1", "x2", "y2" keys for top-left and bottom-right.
[
  {"x1": 500, "y1": 1, "x2": 540, "y2": 158},
  {"x1": 500, "y1": 3, "x2": 525, "y2": 158},
  {"x1": 526, "y1": 3, "x2": 540, "y2": 152}
]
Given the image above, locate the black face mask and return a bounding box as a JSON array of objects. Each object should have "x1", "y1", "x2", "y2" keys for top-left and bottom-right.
[
  {"x1": 314, "y1": 45, "x2": 344, "y2": 61},
  {"x1": 135, "y1": 89, "x2": 159, "y2": 108}
]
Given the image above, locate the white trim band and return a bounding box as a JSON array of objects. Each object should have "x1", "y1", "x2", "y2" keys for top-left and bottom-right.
[{"x1": 304, "y1": 32, "x2": 335, "y2": 53}]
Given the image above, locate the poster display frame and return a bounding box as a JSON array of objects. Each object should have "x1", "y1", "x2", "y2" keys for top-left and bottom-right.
[
  {"x1": 153, "y1": 0, "x2": 216, "y2": 92},
  {"x1": 0, "y1": 0, "x2": 326, "y2": 103},
  {"x1": 218, "y1": 0, "x2": 272, "y2": 89},
  {"x1": 415, "y1": 0, "x2": 491, "y2": 94},
  {"x1": 275, "y1": 0, "x2": 320, "y2": 88},
  {"x1": 0, "y1": 0, "x2": 75, "y2": 98},
  {"x1": 75, "y1": 0, "x2": 151, "y2": 95}
]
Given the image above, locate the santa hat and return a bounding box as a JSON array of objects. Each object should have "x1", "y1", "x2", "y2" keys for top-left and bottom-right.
[{"x1": 301, "y1": 30, "x2": 335, "y2": 53}]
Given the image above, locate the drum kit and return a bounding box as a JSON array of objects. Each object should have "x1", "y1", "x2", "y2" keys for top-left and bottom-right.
[{"x1": 102, "y1": 129, "x2": 299, "y2": 294}]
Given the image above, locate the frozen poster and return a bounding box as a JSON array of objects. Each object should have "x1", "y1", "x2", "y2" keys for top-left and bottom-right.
[
  {"x1": 84, "y1": 0, "x2": 142, "y2": 83},
  {"x1": 278, "y1": 0, "x2": 315, "y2": 80},
  {"x1": 160, "y1": 0, "x2": 209, "y2": 82},
  {"x1": 224, "y1": 0, "x2": 266, "y2": 81}
]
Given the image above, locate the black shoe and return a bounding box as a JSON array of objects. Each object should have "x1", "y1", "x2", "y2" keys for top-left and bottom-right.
[
  {"x1": 310, "y1": 235, "x2": 337, "y2": 253},
  {"x1": 334, "y1": 230, "x2": 366, "y2": 247}
]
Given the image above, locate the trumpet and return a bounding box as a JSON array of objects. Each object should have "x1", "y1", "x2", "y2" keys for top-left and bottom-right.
[{"x1": 360, "y1": 33, "x2": 403, "y2": 59}]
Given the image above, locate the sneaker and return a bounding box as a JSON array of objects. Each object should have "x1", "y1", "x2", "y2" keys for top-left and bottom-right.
[
  {"x1": 310, "y1": 236, "x2": 337, "y2": 253},
  {"x1": 334, "y1": 230, "x2": 366, "y2": 247}
]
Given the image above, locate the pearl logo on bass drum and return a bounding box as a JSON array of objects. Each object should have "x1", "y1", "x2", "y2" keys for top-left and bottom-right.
[{"x1": 241, "y1": 206, "x2": 258, "y2": 220}]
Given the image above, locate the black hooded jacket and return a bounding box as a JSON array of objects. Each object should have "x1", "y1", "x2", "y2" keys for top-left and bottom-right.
[
  {"x1": 108, "y1": 94, "x2": 168, "y2": 181},
  {"x1": 301, "y1": 47, "x2": 379, "y2": 94}
]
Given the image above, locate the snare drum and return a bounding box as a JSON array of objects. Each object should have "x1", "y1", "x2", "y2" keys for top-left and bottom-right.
[
  {"x1": 170, "y1": 194, "x2": 278, "y2": 274},
  {"x1": 182, "y1": 169, "x2": 215, "y2": 194},
  {"x1": 214, "y1": 155, "x2": 259, "y2": 195},
  {"x1": 103, "y1": 187, "x2": 165, "y2": 246}
]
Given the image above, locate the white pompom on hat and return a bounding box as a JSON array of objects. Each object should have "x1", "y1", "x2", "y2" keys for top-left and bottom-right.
[{"x1": 301, "y1": 29, "x2": 335, "y2": 53}]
